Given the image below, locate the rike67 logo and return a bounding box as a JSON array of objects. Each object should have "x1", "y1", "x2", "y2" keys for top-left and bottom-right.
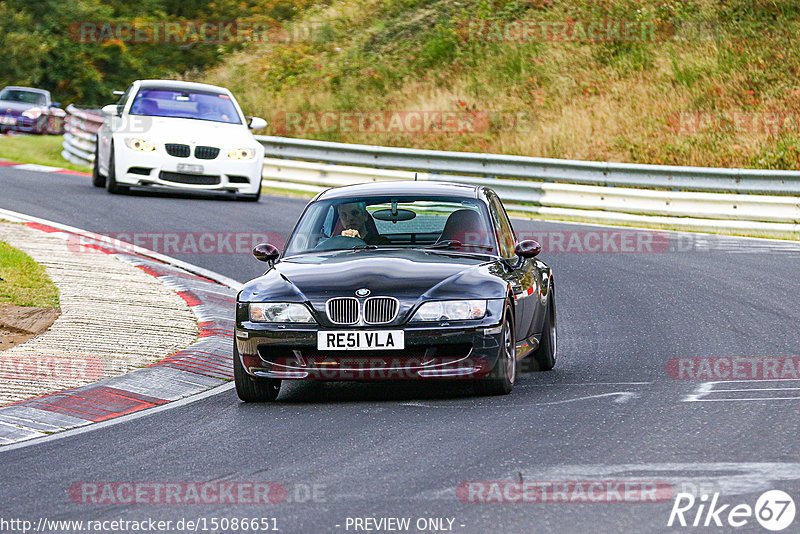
[{"x1": 668, "y1": 490, "x2": 796, "y2": 531}]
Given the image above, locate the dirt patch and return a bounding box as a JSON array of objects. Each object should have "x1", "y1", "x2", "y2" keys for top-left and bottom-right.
[{"x1": 0, "y1": 304, "x2": 60, "y2": 351}]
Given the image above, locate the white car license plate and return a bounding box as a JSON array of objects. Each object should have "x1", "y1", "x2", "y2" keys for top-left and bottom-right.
[
  {"x1": 0, "y1": 116, "x2": 15, "y2": 125},
  {"x1": 317, "y1": 330, "x2": 404, "y2": 351},
  {"x1": 177, "y1": 163, "x2": 203, "y2": 174}
]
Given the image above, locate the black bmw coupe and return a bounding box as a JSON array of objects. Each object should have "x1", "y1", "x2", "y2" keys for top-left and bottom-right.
[{"x1": 234, "y1": 181, "x2": 556, "y2": 401}]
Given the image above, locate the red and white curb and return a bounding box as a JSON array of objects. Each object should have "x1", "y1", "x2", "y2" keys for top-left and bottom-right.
[
  {"x1": 0, "y1": 208, "x2": 242, "y2": 447},
  {"x1": 0, "y1": 159, "x2": 90, "y2": 176}
]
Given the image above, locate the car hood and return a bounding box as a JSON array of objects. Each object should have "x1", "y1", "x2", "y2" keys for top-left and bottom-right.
[
  {"x1": 239, "y1": 249, "x2": 508, "y2": 305},
  {"x1": 0, "y1": 101, "x2": 37, "y2": 115},
  {"x1": 117, "y1": 116, "x2": 259, "y2": 147}
]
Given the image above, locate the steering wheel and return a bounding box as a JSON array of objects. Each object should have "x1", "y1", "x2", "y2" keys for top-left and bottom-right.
[{"x1": 313, "y1": 234, "x2": 366, "y2": 251}]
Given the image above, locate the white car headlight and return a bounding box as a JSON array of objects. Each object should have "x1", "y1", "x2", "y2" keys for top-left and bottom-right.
[
  {"x1": 124, "y1": 138, "x2": 155, "y2": 151},
  {"x1": 249, "y1": 302, "x2": 315, "y2": 323},
  {"x1": 226, "y1": 148, "x2": 256, "y2": 160},
  {"x1": 21, "y1": 108, "x2": 43, "y2": 120},
  {"x1": 411, "y1": 300, "x2": 487, "y2": 322}
]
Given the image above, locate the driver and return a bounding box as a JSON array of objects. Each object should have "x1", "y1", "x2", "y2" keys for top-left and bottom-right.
[{"x1": 337, "y1": 202, "x2": 389, "y2": 245}]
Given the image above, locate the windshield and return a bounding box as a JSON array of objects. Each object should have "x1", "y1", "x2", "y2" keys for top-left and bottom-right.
[
  {"x1": 0, "y1": 89, "x2": 47, "y2": 106},
  {"x1": 128, "y1": 88, "x2": 241, "y2": 124},
  {"x1": 283, "y1": 196, "x2": 498, "y2": 256}
]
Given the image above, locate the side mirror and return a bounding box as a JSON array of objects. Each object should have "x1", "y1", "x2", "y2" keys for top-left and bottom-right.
[
  {"x1": 51, "y1": 102, "x2": 61, "y2": 108},
  {"x1": 113, "y1": 90, "x2": 125, "y2": 96},
  {"x1": 253, "y1": 242, "x2": 280, "y2": 263},
  {"x1": 514, "y1": 240, "x2": 541, "y2": 258},
  {"x1": 101, "y1": 104, "x2": 120, "y2": 116},
  {"x1": 247, "y1": 116, "x2": 267, "y2": 130}
]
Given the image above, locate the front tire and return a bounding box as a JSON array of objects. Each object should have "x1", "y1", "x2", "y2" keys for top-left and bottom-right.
[
  {"x1": 105, "y1": 144, "x2": 128, "y2": 194},
  {"x1": 237, "y1": 179, "x2": 262, "y2": 202},
  {"x1": 233, "y1": 340, "x2": 281, "y2": 402},
  {"x1": 530, "y1": 290, "x2": 557, "y2": 371},
  {"x1": 92, "y1": 143, "x2": 106, "y2": 188},
  {"x1": 475, "y1": 312, "x2": 515, "y2": 396}
]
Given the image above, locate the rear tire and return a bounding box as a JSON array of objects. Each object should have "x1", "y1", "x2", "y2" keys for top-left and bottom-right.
[
  {"x1": 92, "y1": 143, "x2": 106, "y2": 188},
  {"x1": 233, "y1": 340, "x2": 281, "y2": 402},
  {"x1": 530, "y1": 291, "x2": 557, "y2": 372},
  {"x1": 474, "y1": 312, "x2": 515, "y2": 396}
]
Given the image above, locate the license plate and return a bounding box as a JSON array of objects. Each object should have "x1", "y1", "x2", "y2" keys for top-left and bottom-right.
[
  {"x1": 0, "y1": 116, "x2": 15, "y2": 125},
  {"x1": 317, "y1": 330, "x2": 404, "y2": 351},
  {"x1": 177, "y1": 163, "x2": 203, "y2": 173}
]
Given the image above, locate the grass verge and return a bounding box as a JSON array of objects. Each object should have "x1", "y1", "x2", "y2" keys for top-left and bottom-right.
[
  {"x1": 0, "y1": 239, "x2": 60, "y2": 308},
  {"x1": 200, "y1": 0, "x2": 800, "y2": 170},
  {"x1": 0, "y1": 134, "x2": 90, "y2": 173}
]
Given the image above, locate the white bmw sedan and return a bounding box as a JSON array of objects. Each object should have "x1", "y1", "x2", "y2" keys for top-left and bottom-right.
[{"x1": 94, "y1": 79, "x2": 266, "y2": 200}]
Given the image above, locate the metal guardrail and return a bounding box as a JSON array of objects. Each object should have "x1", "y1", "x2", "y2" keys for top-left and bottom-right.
[
  {"x1": 61, "y1": 105, "x2": 103, "y2": 167},
  {"x1": 256, "y1": 136, "x2": 800, "y2": 238},
  {"x1": 57, "y1": 106, "x2": 800, "y2": 237}
]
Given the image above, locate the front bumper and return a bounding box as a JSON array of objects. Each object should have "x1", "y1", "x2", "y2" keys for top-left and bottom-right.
[
  {"x1": 235, "y1": 321, "x2": 505, "y2": 381},
  {"x1": 113, "y1": 144, "x2": 262, "y2": 195},
  {"x1": 0, "y1": 114, "x2": 41, "y2": 132}
]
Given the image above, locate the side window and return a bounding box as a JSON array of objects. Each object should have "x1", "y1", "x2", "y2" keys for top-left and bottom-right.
[{"x1": 488, "y1": 194, "x2": 516, "y2": 258}]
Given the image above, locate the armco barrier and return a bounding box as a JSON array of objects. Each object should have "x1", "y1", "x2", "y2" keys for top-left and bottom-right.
[
  {"x1": 256, "y1": 136, "x2": 800, "y2": 238},
  {"x1": 61, "y1": 105, "x2": 103, "y2": 167}
]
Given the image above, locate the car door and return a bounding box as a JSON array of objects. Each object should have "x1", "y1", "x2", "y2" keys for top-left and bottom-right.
[{"x1": 486, "y1": 192, "x2": 539, "y2": 343}]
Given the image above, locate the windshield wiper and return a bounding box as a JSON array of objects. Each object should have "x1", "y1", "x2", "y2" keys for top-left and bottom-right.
[
  {"x1": 424, "y1": 240, "x2": 494, "y2": 251},
  {"x1": 351, "y1": 244, "x2": 379, "y2": 250}
]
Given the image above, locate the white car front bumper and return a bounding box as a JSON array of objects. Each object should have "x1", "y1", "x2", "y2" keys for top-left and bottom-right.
[{"x1": 113, "y1": 142, "x2": 263, "y2": 195}]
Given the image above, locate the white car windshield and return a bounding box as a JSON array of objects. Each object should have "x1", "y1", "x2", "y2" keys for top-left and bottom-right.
[
  {"x1": 128, "y1": 88, "x2": 241, "y2": 124},
  {"x1": 0, "y1": 89, "x2": 47, "y2": 106}
]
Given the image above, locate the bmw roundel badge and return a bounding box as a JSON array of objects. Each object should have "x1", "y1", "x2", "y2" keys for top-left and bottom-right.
[{"x1": 355, "y1": 288, "x2": 371, "y2": 297}]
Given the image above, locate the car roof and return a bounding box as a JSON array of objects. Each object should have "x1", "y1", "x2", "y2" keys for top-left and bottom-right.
[
  {"x1": 1, "y1": 86, "x2": 50, "y2": 95},
  {"x1": 136, "y1": 79, "x2": 231, "y2": 94},
  {"x1": 315, "y1": 181, "x2": 483, "y2": 201}
]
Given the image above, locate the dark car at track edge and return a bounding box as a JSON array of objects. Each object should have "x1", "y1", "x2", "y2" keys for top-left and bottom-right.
[{"x1": 234, "y1": 181, "x2": 557, "y2": 401}]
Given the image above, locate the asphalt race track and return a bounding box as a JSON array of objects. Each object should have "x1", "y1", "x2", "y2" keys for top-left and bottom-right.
[{"x1": 2, "y1": 166, "x2": 800, "y2": 533}]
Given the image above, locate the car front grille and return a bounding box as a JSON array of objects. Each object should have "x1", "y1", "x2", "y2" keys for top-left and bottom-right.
[
  {"x1": 325, "y1": 296, "x2": 399, "y2": 325},
  {"x1": 364, "y1": 297, "x2": 399, "y2": 324},
  {"x1": 165, "y1": 143, "x2": 190, "y2": 157},
  {"x1": 195, "y1": 146, "x2": 220, "y2": 160},
  {"x1": 159, "y1": 171, "x2": 220, "y2": 185},
  {"x1": 326, "y1": 297, "x2": 359, "y2": 325}
]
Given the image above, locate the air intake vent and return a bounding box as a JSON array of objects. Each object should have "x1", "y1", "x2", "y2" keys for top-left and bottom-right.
[
  {"x1": 364, "y1": 297, "x2": 399, "y2": 324},
  {"x1": 165, "y1": 144, "x2": 190, "y2": 158},
  {"x1": 159, "y1": 171, "x2": 220, "y2": 185},
  {"x1": 326, "y1": 297, "x2": 359, "y2": 325},
  {"x1": 195, "y1": 146, "x2": 220, "y2": 160}
]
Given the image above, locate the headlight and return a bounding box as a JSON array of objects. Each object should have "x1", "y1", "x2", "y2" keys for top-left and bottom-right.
[
  {"x1": 124, "y1": 138, "x2": 155, "y2": 151},
  {"x1": 411, "y1": 300, "x2": 487, "y2": 322},
  {"x1": 226, "y1": 148, "x2": 256, "y2": 160},
  {"x1": 21, "y1": 108, "x2": 42, "y2": 119},
  {"x1": 249, "y1": 302, "x2": 315, "y2": 323}
]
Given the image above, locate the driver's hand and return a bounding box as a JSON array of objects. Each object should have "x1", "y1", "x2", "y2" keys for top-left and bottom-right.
[{"x1": 341, "y1": 229, "x2": 361, "y2": 238}]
